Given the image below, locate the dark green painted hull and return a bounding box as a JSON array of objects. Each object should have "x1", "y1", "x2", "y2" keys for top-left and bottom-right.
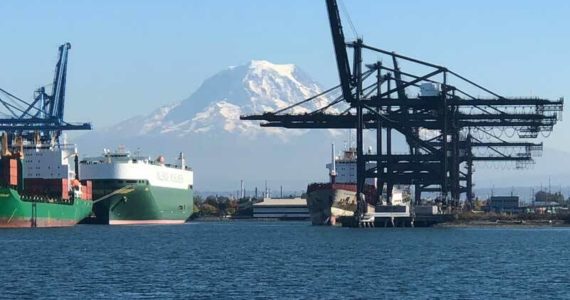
[
  {"x1": 91, "y1": 181, "x2": 193, "y2": 225},
  {"x1": 0, "y1": 188, "x2": 92, "y2": 228}
]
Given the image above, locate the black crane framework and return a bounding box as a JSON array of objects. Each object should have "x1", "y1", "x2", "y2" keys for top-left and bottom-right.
[
  {"x1": 242, "y1": 1, "x2": 564, "y2": 219},
  {"x1": 0, "y1": 43, "x2": 90, "y2": 146}
]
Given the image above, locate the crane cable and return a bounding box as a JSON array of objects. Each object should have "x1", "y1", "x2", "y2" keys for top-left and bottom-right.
[{"x1": 339, "y1": 0, "x2": 359, "y2": 40}]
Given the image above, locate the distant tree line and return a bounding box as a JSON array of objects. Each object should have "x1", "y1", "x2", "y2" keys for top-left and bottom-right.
[{"x1": 191, "y1": 195, "x2": 259, "y2": 218}]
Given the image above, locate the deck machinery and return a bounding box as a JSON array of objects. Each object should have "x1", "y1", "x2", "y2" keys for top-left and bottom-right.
[{"x1": 242, "y1": 0, "x2": 563, "y2": 222}]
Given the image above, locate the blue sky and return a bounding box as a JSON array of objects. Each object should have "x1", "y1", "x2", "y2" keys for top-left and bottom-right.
[{"x1": 1, "y1": 0, "x2": 569, "y2": 149}]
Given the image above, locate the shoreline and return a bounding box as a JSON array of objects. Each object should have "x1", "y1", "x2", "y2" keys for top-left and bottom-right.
[
  {"x1": 191, "y1": 216, "x2": 570, "y2": 228},
  {"x1": 437, "y1": 219, "x2": 570, "y2": 228}
]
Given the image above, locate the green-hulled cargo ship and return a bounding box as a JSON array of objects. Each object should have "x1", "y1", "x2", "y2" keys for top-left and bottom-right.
[
  {"x1": 0, "y1": 136, "x2": 93, "y2": 228},
  {"x1": 80, "y1": 149, "x2": 193, "y2": 225},
  {"x1": 0, "y1": 42, "x2": 95, "y2": 228},
  {"x1": 0, "y1": 187, "x2": 92, "y2": 228}
]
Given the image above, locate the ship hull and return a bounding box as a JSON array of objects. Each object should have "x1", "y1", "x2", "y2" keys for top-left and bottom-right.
[
  {"x1": 91, "y1": 181, "x2": 193, "y2": 225},
  {"x1": 306, "y1": 183, "x2": 378, "y2": 225},
  {"x1": 0, "y1": 188, "x2": 92, "y2": 228},
  {"x1": 306, "y1": 184, "x2": 358, "y2": 225}
]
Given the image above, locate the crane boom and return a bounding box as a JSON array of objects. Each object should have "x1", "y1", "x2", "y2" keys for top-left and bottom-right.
[
  {"x1": 50, "y1": 42, "x2": 71, "y2": 122},
  {"x1": 325, "y1": 0, "x2": 353, "y2": 103}
]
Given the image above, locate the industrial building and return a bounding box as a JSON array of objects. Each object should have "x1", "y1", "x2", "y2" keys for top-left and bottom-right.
[
  {"x1": 487, "y1": 196, "x2": 520, "y2": 213},
  {"x1": 252, "y1": 198, "x2": 309, "y2": 220}
]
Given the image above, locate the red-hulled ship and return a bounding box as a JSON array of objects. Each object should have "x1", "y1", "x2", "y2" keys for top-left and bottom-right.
[
  {"x1": 306, "y1": 145, "x2": 369, "y2": 225},
  {"x1": 306, "y1": 145, "x2": 404, "y2": 225}
]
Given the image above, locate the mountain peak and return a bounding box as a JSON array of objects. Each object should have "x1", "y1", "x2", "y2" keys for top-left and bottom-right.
[
  {"x1": 95, "y1": 59, "x2": 332, "y2": 138},
  {"x1": 247, "y1": 60, "x2": 296, "y2": 80}
]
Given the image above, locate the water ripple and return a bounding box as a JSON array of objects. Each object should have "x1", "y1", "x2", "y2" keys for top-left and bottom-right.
[{"x1": 0, "y1": 223, "x2": 569, "y2": 299}]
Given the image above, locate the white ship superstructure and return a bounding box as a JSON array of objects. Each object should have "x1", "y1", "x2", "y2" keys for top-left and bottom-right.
[
  {"x1": 80, "y1": 149, "x2": 193, "y2": 190},
  {"x1": 23, "y1": 144, "x2": 77, "y2": 181},
  {"x1": 325, "y1": 146, "x2": 377, "y2": 185},
  {"x1": 20, "y1": 138, "x2": 90, "y2": 201}
]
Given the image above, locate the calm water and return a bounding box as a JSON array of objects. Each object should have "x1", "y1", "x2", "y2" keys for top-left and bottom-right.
[{"x1": 0, "y1": 222, "x2": 569, "y2": 299}]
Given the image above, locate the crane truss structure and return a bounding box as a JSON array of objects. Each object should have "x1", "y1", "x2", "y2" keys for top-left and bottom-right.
[
  {"x1": 0, "y1": 43, "x2": 91, "y2": 145},
  {"x1": 241, "y1": 0, "x2": 563, "y2": 219}
]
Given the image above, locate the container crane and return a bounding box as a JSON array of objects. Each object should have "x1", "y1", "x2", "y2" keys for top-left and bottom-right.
[{"x1": 0, "y1": 43, "x2": 91, "y2": 145}]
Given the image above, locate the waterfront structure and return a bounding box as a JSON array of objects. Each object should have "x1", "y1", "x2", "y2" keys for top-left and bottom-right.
[
  {"x1": 522, "y1": 201, "x2": 563, "y2": 214},
  {"x1": 253, "y1": 198, "x2": 309, "y2": 220},
  {"x1": 488, "y1": 196, "x2": 520, "y2": 213}
]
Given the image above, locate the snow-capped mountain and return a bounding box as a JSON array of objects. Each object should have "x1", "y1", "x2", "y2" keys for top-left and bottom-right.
[
  {"x1": 103, "y1": 60, "x2": 334, "y2": 139},
  {"x1": 76, "y1": 60, "x2": 342, "y2": 191}
]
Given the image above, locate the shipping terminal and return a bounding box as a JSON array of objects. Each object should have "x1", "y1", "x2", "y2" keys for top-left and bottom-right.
[
  {"x1": 240, "y1": 0, "x2": 564, "y2": 227},
  {"x1": 0, "y1": 0, "x2": 565, "y2": 229}
]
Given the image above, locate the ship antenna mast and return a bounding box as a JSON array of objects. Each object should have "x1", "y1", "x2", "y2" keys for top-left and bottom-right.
[
  {"x1": 330, "y1": 143, "x2": 337, "y2": 183},
  {"x1": 178, "y1": 152, "x2": 186, "y2": 170}
]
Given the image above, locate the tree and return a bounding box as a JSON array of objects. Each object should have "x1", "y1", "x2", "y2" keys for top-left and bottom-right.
[
  {"x1": 205, "y1": 195, "x2": 218, "y2": 207},
  {"x1": 194, "y1": 194, "x2": 204, "y2": 203},
  {"x1": 225, "y1": 199, "x2": 238, "y2": 215},
  {"x1": 200, "y1": 203, "x2": 218, "y2": 216}
]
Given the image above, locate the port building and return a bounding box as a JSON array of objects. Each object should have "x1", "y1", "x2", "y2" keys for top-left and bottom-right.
[
  {"x1": 487, "y1": 196, "x2": 520, "y2": 213},
  {"x1": 252, "y1": 198, "x2": 309, "y2": 220}
]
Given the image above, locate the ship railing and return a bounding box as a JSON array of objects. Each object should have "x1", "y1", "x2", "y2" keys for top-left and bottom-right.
[
  {"x1": 23, "y1": 143, "x2": 78, "y2": 151},
  {"x1": 148, "y1": 161, "x2": 193, "y2": 171}
]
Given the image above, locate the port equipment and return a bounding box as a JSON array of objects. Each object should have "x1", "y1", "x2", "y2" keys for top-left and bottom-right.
[
  {"x1": 0, "y1": 43, "x2": 91, "y2": 144},
  {"x1": 242, "y1": 0, "x2": 563, "y2": 221}
]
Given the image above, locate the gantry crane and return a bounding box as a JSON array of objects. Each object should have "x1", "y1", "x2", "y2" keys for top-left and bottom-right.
[{"x1": 242, "y1": 0, "x2": 563, "y2": 221}]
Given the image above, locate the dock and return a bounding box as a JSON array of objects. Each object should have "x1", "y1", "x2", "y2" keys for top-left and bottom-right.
[{"x1": 338, "y1": 205, "x2": 457, "y2": 228}]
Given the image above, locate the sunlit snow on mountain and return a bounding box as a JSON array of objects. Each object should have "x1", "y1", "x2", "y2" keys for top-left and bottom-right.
[{"x1": 77, "y1": 60, "x2": 342, "y2": 191}]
